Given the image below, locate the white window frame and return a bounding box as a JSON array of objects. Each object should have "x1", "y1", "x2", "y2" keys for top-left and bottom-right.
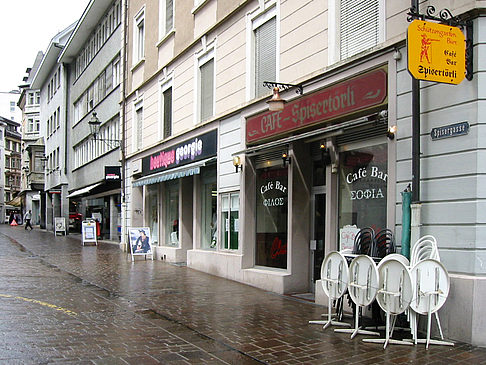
[
  {"x1": 133, "y1": 7, "x2": 146, "y2": 64},
  {"x1": 245, "y1": 1, "x2": 279, "y2": 101},
  {"x1": 328, "y1": 0, "x2": 385, "y2": 64},
  {"x1": 159, "y1": 0, "x2": 174, "y2": 39},
  {"x1": 194, "y1": 37, "x2": 216, "y2": 124},
  {"x1": 133, "y1": 99, "x2": 144, "y2": 152}
]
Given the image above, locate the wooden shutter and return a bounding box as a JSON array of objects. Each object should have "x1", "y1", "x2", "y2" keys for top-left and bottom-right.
[
  {"x1": 200, "y1": 58, "x2": 214, "y2": 121},
  {"x1": 340, "y1": 0, "x2": 380, "y2": 59},
  {"x1": 163, "y1": 87, "x2": 172, "y2": 139},
  {"x1": 255, "y1": 17, "x2": 276, "y2": 97}
]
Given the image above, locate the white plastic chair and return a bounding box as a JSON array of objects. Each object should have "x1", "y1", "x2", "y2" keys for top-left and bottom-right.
[{"x1": 408, "y1": 235, "x2": 451, "y2": 347}]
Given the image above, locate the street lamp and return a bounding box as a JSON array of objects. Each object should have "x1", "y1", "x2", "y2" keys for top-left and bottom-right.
[{"x1": 88, "y1": 111, "x2": 121, "y2": 148}]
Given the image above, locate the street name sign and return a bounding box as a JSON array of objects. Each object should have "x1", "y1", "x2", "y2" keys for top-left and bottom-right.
[{"x1": 408, "y1": 20, "x2": 465, "y2": 84}]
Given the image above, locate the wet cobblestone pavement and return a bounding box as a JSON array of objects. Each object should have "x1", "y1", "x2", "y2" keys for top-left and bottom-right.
[{"x1": 0, "y1": 226, "x2": 485, "y2": 364}]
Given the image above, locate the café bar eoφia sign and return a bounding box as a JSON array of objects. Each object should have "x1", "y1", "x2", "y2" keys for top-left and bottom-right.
[
  {"x1": 246, "y1": 68, "x2": 387, "y2": 144},
  {"x1": 407, "y1": 20, "x2": 465, "y2": 84}
]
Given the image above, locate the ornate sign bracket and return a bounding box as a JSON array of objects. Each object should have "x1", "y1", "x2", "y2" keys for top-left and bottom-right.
[{"x1": 407, "y1": 5, "x2": 473, "y2": 81}]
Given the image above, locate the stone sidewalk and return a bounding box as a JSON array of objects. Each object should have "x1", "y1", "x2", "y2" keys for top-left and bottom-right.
[{"x1": 0, "y1": 225, "x2": 485, "y2": 364}]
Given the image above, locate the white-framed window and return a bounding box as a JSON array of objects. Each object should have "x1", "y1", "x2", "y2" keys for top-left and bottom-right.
[
  {"x1": 159, "y1": 0, "x2": 174, "y2": 38},
  {"x1": 133, "y1": 8, "x2": 145, "y2": 64},
  {"x1": 221, "y1": 192, "x2": 239, "y2": 250},
  {"x1": 195, "y1": 39, "x2": 215, "y2": 123},
  {"x1": 113, "y1": 57, "x2": 120, "y2": 86},
  {"x1": 134, "y1": 100, "x2": 143, "y2": 151},
  {"x1": 247, "y1": 2, "x2": 278, "y2": 99},
  {"x1": 159, "y1": 75, "x2": 173, "y2": 139},
  {"x1": 328, "y1": 0, "x2": 384, "y2": 63},
  {"x1": 35, "y1": 91, "x2": 40, "y2": 104}
]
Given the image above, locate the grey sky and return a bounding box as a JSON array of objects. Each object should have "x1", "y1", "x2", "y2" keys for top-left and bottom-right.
[{"x1": 0, "y1": 0, "x2": 90, "y2": 92}]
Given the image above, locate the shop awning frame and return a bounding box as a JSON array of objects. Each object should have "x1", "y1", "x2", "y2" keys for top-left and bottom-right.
[
  {"x1": 132, "y1": 157, "x2": 216, "y2": 187},
  {"x1": 234, "y1": 113, "x2": 383, "y2": 157},
  {"x1": 66, "y1": 182, "x2": 103, "y2": 198}
]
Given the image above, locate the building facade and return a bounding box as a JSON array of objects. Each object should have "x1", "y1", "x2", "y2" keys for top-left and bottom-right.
[
  {"x1": 59, "y1": 0, "x2": 123, "y2": 240},
  {"x1": 31, "y1": 24, "x2": 76, "y2": 231},
  {"x1": 18, "y1": 51, "x2": 45, "y2": 227},
  {"x1": 121, "y1": 0, "x2": 486, "y2": 346}
]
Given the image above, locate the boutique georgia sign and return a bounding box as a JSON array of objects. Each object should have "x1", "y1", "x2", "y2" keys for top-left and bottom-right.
[
  {"x1": 407, "y1": 20, "x2": 465, "y2": 84},
  {"x1": 246, "y1": 68, "x2": 387, "y2": 144}
]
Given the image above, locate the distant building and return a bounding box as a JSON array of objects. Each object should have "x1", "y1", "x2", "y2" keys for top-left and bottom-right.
[
  {"x1": 0, "y1": 90, "x2": 21, "y2": 123},
  {"x1": 18, "y1": 51, "x2": 45, "y2": 227},
  {"x1": 2, "y1": 117, "x2": 21, "y2": 209},
  {"x1": 31, "y1": 23, "x2": 76, "y2": 231}
]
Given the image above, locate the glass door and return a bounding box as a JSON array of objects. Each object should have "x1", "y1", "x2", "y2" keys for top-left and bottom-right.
[{"x1": 310, "y1": 191, "x2": 326, "y2": 291}]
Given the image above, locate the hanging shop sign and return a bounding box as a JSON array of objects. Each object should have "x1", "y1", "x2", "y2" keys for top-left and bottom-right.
[
  {"x1": 105, "y1": 166, "x2": 121, "y2": 181},
  {"x1": 142, "y1": 129, "x2": 217, "y2": 175},
  {"x1": 246, "y1": 68, "x2": 387, "y2": 144},
  {"x1": 430, "y1": 121, "x2": 469, "y2": 140},
  {"x1": 407, "y1": 20, "x2": 465, "y2": 84}
]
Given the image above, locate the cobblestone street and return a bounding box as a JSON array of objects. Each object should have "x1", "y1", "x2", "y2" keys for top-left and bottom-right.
[{"x1": 0, "y1": 225, "x2": 485, "y2": 364}]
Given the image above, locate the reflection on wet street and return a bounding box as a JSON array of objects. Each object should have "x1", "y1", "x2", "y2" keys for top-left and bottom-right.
[{"x1": 0, "y1": 225, "x2": 485, "y2": 364}]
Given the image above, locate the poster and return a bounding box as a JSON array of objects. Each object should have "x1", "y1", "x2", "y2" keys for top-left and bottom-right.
[{"x1": 128, "y1": 227, "x2": 153, "y2": 259}]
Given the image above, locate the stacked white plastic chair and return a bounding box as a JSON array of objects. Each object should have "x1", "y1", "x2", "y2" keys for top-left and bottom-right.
[
  {"x1": 309, "y1": 251, "x2": 351, "y2": 330},
  {"x1": 408, "y1": 235, "x2": 453, "y2": 348},
  {"x1": 362, "y1": 256, "x2": 414, "y2": 348},
  {"x1": 335, "y1": 254, "x2": 380, "y2": 339}
]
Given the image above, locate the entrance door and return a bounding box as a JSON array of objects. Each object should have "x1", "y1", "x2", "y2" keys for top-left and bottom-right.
[{"x1": 310, "y1": 190, "x2": 326, "y2": 291}]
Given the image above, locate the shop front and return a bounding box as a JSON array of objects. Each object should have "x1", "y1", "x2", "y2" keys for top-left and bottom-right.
[
  {"x1": 240, "y1": 66, "x2": 392, "y2": 295},
  {"x1": 132, "y1": 129, "x2": 217, "y2": 262}
]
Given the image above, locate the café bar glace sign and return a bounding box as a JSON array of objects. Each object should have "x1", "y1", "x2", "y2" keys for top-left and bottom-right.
[{"x1": 407, "y1": 20, "x2": 465, "y2": 85}]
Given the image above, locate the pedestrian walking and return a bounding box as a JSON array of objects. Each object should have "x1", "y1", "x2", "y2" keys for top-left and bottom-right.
[{"x1": 24, "y1": 210, "x2": 33, "y2": 231}]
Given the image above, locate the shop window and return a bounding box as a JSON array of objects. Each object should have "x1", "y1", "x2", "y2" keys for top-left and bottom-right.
[
  {"x1": 255, "y1": 166, "x2": 288, "y2": 269},
  {"x1": 200, "y1": 167, "x2": 217, "y2": 249},
  {"x1": 221, "y1": 192, "x2": 239, "y2": 250},
  {"x1": 165, "y1": 182, "x2": 179, "y2": 246},
  {"x1": 338, "y1": 142, "x2": 387, "y2": 249},
  {"x1": 148, "y1": 185, "x2": 159, "y2": 245}
]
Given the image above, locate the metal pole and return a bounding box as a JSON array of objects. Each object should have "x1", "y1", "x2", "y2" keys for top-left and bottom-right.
[{"x1": 411, "y1": 0, "x2": 420, "y2": 203}]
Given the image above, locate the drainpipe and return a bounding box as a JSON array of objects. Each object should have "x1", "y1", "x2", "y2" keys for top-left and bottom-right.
[{"x1": 120, "y1": 0, "x2": 128, "y2": 250}]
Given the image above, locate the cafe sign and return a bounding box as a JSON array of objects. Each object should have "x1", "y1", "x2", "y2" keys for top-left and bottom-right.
[
  {"x1": 407, "y1": 20, "x2": 465, "y2": 84},
  {"x1": 246, "y1": 68, "x2": 387, "y2": 144}
]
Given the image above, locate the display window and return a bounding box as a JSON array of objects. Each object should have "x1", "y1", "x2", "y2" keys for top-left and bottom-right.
[
  {"x1": 201, "y1": 167, "x2": 217, "y2": 249},
  {"x1": 148, "y1": 185, "x2": 158, "y2": 245},
  {"x1": 165, "y1": 181, "x2": 179, "y2": 247},
  {"x1": 255, "y1": 166, "x2": 288, "y2": 269},
  {"x1": 221, "y1": 192, "x2": 239, "y2": 250},
  {"x1": 338, "y1": 142, "x2": 387, "y2": 248}
]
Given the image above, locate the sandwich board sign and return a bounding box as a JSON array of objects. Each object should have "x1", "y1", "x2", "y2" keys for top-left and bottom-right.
[{"x1": 82, "y1": 219, "x2": 97, "y2": 246}]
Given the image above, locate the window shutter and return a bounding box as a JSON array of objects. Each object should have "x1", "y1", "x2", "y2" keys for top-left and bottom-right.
[
  {"x1": 200, "y1": 58, "x2": 214, "y2": 121},
  {"x1": 340, "y1": 0, "x2": 380, "y2": 60},
  {"x1": 255, "y1": 17, "x2": 276, "y2": 98},
  {"x1": 163, "y1": 87, "x2": 172, "y2": 138}
]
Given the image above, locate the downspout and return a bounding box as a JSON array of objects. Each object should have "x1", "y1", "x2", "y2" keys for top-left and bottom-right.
[
  {"x1": 63, "y1": 62, "x2": 70, "y2": 231},
  {"x1": 120, "y1": 0, "x2": 128, "y2": 250}
]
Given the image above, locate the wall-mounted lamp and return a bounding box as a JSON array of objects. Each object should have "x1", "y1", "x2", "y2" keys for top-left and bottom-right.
[
  {"x1": 282, "y1": 152, "x2": 291, "y2": 167},
  {"x1": 233, "y1": 156, "x2": 243, "y2": 173},
  {"x1": 387, "y1": 125, "x2": 397, "y2": 140},
  {"x1": 320, "y1": 142, "x2": 331, "y2": 165},
  {"x1": 263, "y1": 81, "x2": 303, "y2": 112},
  {"x1": 88, "y1": 111, "x2": 121, "y2": 147},
  {"x1": 267, "y1": 87, "x2": 285, "y2": 112}
]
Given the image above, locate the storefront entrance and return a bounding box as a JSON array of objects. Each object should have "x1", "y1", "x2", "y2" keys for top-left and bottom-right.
[{"x1": 310, "y1": 190, "x2": 326, "y2": 292}]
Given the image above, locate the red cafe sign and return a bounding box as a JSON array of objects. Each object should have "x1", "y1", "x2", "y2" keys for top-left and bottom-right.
[{"x1": 246, "y1": 68, "x2": 387, "y2": 144}]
